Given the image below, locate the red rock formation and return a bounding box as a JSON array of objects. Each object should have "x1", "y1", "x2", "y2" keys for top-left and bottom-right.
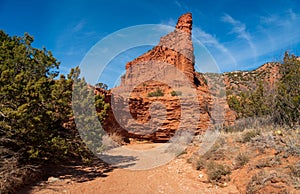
[
  {"x1": 101, "y1": 13, "x2": 233, "y2": 142},
  {"x1": 124, "y1": 12, "x2": 195, "y2": 85},
  {"x1": 176, "y1": 13, "x2": 193, "y2": 34}
]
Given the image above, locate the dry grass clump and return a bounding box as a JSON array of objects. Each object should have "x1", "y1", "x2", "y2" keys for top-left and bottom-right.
[
  {"x1": 101, "y1": 133, "x2": 124, "y2": 151},
  {"x1": 234, "y1": 152, "x2": 249, "y2": 169},
  {"x1": 188, "y1": 118, "x2": 300, "y2": 191},
  {"x1": 191, "y1": 156, "x2": 231, "y2": 184},
  {"x1": 289, "y1": 162, "x2": 300, "y2": 177},
  {"x1": 289, "y1": 162, "x2": 300, "y2": 189},
  {"x1": 224, "y1": 116, "x2": 273, "y2": 133},
  {"x1": 241, "y1": 129, "x2": 261, "y2": 143},
  {"x1": 200, "y1": 135, "x2": 228, "y2": 160},
  {"x1": 283, "y1": 130, "x2": 300, "y2": 157},
  {"x1": 246, "y1": 170, "x2": 288, "y2": 194},
  {"x1": 189, "y1": 134, "x2": 233, "y2": 185},
  {"x1": 206, "y1": 162, "x2": 231, "y2": 184},
  {"x1": 194, "y1": 157, "x2": 206, "y2": 171}
]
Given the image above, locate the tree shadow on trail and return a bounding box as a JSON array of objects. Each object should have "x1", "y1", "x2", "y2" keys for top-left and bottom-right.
[
  {"x1": 17, "y1": 157, "x2": 120, "y2": 194},
  {"x1": 42, "y1": 158, "x2": 114, "y2": 182}
]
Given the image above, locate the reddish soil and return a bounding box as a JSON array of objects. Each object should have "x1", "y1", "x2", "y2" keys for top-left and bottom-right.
[
  {"x1": 21, "y1": 129, "x2": 300, "y2": 194},
  {"x1": 23, "y1": 143, "x2": 239, "y2": 194}
]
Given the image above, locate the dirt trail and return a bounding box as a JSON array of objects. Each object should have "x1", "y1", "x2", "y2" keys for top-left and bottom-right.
[{"x1": 25, "y1": 143, "x2": 239, "y2": 194}]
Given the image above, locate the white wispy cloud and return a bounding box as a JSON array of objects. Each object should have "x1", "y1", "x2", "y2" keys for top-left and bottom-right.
[
  {"x1": 56, "y1": 19, "x2": 100, "y2": 58},
  {"x1": 255, "y1": 9, "x2": 300, "y2": 61},
  {"x1": 256, "y1": 9, "x2": 300, "y2": 56},
  {"x1": 192, "y1": 27, "x2": 237, "y2": 72},
  {"x1": 221, "y1": 13, "x2": 257, "y2": 65},
  {"x1": 288, "y1": 9, "x2": 297, "y2": 20},
  {"x1": 194, "y1": 27, "x2": 228, "y2": 53},
  {"x1": 72, "y1": 19, "x2": 86, "y2": 32},
  {"x1": 221, "y1": 13, "x2": 252, "y2": 42},
  {"x1": 260, "y1": 14, "x2": 288, "y2": 27},
  {"x1": 174, "y1": 0, "x2": 182, "y2": 8},
  {"x1": 220, "y1": 8, "x2": 300, "y2": 71},
  {"x1": 260, "y1": 9, "x2": 297, "y2": 27},
  {"x1": 174, "y1": 0, "x2": 189, "y2": 11}
]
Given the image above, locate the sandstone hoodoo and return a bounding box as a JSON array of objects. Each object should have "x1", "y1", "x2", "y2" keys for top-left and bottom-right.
[
  {"x1": 103, "y1": 13, "x2": 234, "y2": 142},
  {"x1": 124, "y1": 13, "x2": 195, "y2": 85}
]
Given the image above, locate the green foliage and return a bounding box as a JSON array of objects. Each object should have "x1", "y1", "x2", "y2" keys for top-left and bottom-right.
[
  {"x1": 72, "y1": 75, "x2": 109, "y2": 154},
  {"x1": 227, "y1": 82, "x2": 271, "y2": 119},
  {"x1": 148, "y1": 88, "x2": 164, "y2": 97},
  {"x1": 170, "y1": 90, "x2": 182, "y2": 96},
  {"x1": 0, "y1": 30, "x2": 109, "y2": 165},
  {"x1": 227, "y1": 52, "x2": 299, "y2": 127},
  {"x1": 0, "y1": 30, "x2": 64, "y2": 162},
  {"x1": 95, "y1": 82, "x2": 108, "y2": 90},
  {"x1": 227, "y1": 94, "x2": 242, "y2": 115},
  {"x1": 95, "y1": 94, "x2": 110, "y2": 122},
  {"x1": 274, "y1": 52, "x2": 300, "y2": 126},
  {"x1": 247, "y1": 82, "x2": 271, "y2": 117}
]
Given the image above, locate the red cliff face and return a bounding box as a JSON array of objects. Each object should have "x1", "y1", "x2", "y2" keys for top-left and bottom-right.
[
  {"x1": 176, "y1": 13, "x2": 193, "y2": 34},
  {"x1": 101, "y1": 13, "x2": 234, "y2": 142},
  {"x1": 124, "y1": 12, "x2": 195, "y2": 85}
]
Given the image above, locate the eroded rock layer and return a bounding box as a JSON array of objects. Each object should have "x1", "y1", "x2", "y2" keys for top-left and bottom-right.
[{"x1": 101, "y1": 13, "x2": 235, "y2": 142}]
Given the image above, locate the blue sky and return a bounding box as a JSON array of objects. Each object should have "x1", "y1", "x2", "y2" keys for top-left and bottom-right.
[{"x1": 1, "y1": 0, "x2": 300, "y2": 88}]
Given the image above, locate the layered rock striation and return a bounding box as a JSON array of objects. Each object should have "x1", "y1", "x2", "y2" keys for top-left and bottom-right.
[
  {"x1": 123, "y1": 12, "x2": 195, "y2": 85},
  {"x1": 101, "y1": 13, "x2": 234, "y2": 142}
]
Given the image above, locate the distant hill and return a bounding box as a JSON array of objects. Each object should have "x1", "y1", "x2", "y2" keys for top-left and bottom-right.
[{"x1": 223, "y1": 62, "x2": 281, "y2": 93}]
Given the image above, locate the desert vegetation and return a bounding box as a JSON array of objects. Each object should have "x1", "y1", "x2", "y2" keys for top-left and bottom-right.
[
  {"x1": 187, "y1": 54, "x2": 300, "y2": 192},
  {"x1": 170, "y1": 90, "x2": 182, "y2": 96},
  {"x1": 0, "y1": 31, "x2": 109, "y2": 193},
  {"x1": 226, "y1": 52, "x2": 300, "y2": 125},
  {"x1": 147, "y1": 88, "x2": 164, "y2": 97},
  {"x1": 187, "y1": 118, "x2": 300, "y2": 193}
]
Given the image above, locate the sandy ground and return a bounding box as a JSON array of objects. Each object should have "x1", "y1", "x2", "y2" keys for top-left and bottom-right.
[
  {"x1": 23, "y1": 143, "x2": 240, "y2": 194},
  {"x1": 20, "y1": 130, "x2": 300, "y2": 194}
]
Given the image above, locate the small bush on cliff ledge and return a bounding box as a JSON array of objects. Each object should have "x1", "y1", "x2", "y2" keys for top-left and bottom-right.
[
  {"x1": 171, "y1": 90, "x2": 182, "y2": 96},
  {"x1": 148, "y1": 88, "x2": 164, "y2": 97}
]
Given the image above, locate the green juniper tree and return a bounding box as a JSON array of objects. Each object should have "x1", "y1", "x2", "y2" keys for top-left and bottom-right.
[
  {"x1": 274, "y1": 52, "x2": 300, "y2": 126},
  {"x1": 0, "y1": 31, "x2": 63, "y2": 162},
  {"x1": 0, "y1": 30, "x2": 109, "y2": 164},
  {"x1": 72, "y1": 70, "x2": 109, "y2": 154}
]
